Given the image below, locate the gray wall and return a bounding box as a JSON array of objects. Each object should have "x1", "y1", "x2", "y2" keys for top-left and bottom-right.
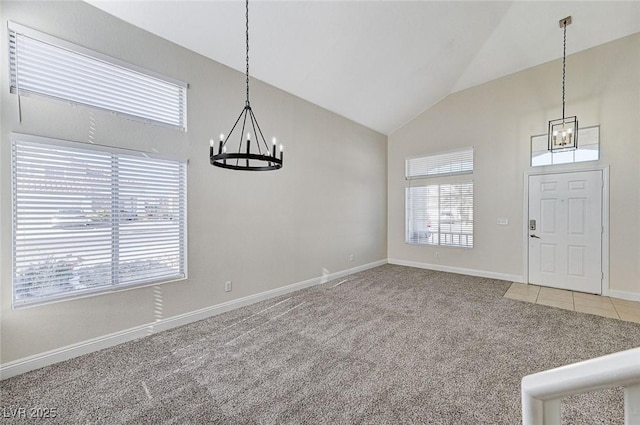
[
  {"x1": 0, "y1": 1, "x2": 388, "y2": 364},
  {"x1": 388, "y1": 33, "x2": 640, "y2": 296}
]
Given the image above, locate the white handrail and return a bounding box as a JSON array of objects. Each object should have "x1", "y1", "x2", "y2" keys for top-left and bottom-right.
[{"x1": 522, "y1": 346, "x2": 640, "y2": 425}]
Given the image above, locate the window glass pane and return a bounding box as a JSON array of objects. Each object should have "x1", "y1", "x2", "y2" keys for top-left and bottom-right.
[
  {"x1": 406, "y1": 186, "x2": 437, "y2": 245},
  {"x1": 438, "y1": 182, "x2": 473, "y2": 248},
  {"x1": 13, "y1": 142, "x2": 114, "y2": 301},
  {"x1": 116, "y1": 156, "x2": 185, "y2": 286}
]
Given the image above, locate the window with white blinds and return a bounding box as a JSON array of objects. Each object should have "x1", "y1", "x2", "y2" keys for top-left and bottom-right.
[
  {"x1": 406, "y1": 183, "x2": 474, "y2": 248},
  {"x1": 8, "y1": 21, "x2": 187, "y2": 131},
  {"x1": 405, "y1": 148, "x2": 474, "y2": 248},
  {"x1": 406, "y1": 148, "x2": 473, "y2": 179},
  {"x1": 12, "y1": 134, "x2": 187, "y2": 308}
]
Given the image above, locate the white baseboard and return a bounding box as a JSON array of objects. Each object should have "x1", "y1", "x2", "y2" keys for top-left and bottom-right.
[
  {"x1": 388, "y1": 258, "x2": 524, "y2": 283},
  {"x1": 607, "y1": 289, "x2": 640, "y2": 303},
  {"x1": 0, "y1": 259, "x2": 387, "y2": 380}
]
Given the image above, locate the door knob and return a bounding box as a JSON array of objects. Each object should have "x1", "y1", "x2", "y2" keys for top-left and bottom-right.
[{"x1": 530, "y1": 234, "x2": 541, "y2": 239}]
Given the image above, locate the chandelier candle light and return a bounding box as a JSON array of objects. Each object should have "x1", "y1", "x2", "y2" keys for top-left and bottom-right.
[
  {"x1": 548, "y1": 16, "x2": 578, "y2": 152},
  {"x1": 209, "y1": 0, "x2": 283, "y2": 171}
]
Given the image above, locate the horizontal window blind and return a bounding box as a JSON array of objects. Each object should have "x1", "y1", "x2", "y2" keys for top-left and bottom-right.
[
  {"x1": 8, "y1": 21, "x2": 187, "y2": 131},
  {"x1": 406, "y1": 182, "x2": 474, "y2": 248},
  {"x1": 12, "y1": 134, "x2": 187, "y2": 307},
  {"x1": 406, "y1": 148, "x2": 473, "y2": 178}
]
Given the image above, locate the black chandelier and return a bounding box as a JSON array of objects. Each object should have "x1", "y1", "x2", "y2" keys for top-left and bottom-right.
[
  {"x1": 210, "y1": 0, "x2": 283, "y2": 171},
  {"x1": 548, "y1": 16, "x2": 578, "y2": 152}
]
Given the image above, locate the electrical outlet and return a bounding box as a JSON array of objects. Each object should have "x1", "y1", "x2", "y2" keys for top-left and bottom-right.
[
  {"x1": 497, "y1": 218, "x2": 509, "y2": 225},
  {"x1": 349, "y1": 253, "x2": 354, "y2": 262},
  {"x1": 436, "y1": 251, "x2": 440, "y2": 258},
  {"x1": 224, "y1": 281, "x2": 232, "y2": 292}
]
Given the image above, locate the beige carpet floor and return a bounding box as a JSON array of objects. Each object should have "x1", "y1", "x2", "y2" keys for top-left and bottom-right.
[{"x1": 2, "y1": 264, "x2": 640, "y2": 424}]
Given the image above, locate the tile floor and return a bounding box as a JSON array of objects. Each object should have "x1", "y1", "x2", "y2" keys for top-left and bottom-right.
[{"x1": 504, "y1": 283, "x2": 640, "y2": 324}]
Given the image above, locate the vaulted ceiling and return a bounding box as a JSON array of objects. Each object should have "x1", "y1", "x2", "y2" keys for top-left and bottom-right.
[{"x1": 86, "y1": 1, "x2": 640, "y2": 135}]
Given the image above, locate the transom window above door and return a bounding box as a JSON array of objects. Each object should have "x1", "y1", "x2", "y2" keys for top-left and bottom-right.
[{"x1": 531, "y1": 126, "x2": 600, "y2": 167}]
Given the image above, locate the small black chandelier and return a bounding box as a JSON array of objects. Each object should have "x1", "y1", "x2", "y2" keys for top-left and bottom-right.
[
  {"x1": 210, "y1": 0, "x2": 283, "y2": 171},
  {"x1": 548, "y1": 16, "x2": 578, "y2": 152}
]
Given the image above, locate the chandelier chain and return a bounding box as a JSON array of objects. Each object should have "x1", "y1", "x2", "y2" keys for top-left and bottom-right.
[
  {"x1": 547, "y1": 16, "x2": 577, "y2": 153},
  {"x1": 562, "y1": 19, "x2": 566, "y2": 120},
  {"x1": 245, "y1": 0, "x2": 250, "y2": 105}
]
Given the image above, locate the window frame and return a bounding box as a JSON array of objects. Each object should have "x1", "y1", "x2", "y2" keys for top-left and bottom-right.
[
  {"x1": 11, "y1": 133, "x2": 188, "y2": 309},
  {"x1": 405, "y1": 148, "x2": 474, "y2": 248},
  {"x1": 405, "y1": 182, "x2": 474, "y2": 248},
  {"x1": 8, "y1": 21, "x2": 188, "y2": 131}
]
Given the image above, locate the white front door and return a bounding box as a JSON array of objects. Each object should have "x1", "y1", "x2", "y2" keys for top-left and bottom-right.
[{"x1": 528, "y1": 170, "x2": 603, "y2": 294}]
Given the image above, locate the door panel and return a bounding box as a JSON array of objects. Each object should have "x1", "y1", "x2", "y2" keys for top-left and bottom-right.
[
  {"x1": 541, "y1": 199, "x2": 557, "y2": 233},
  {"x1": 540, "y1": 244, "x2": 556, "y2": 273},
  {"x1": 568, "y1": 198, "x2": 586, "y2": 234},
  {"x1": 567, "y1": 245, "x2": 585, "y2": 276},
  {"x1": 528, "y1": 170, "x2": 602, "y2": 294}
]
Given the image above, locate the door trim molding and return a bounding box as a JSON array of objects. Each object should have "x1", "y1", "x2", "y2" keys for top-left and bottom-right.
[{"x1": 523, "y1": 165, "x2": 610, "y2": 295}]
